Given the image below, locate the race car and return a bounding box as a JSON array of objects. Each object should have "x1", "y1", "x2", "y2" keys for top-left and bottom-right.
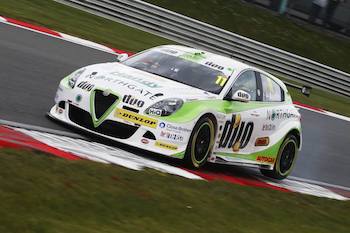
[{"x1": 49, "y1": 45, "x2": 302, "y2": 179}]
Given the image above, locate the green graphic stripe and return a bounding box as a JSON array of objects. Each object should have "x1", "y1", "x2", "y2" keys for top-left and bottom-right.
[
  {"x1": 179, "y1": 52, "x2": 206, "y2": 62},
  {"x1": 60, "y1": 76, "x2": 70, "y2": 88},
  {"x1": 215, "y1": 138, "x2": 284, "y2": 162},
  {"x1": 171, "y1": 151, "x2": 186, "y2": 159},
  {"x1": 161, "y1": 100, "x2": 285, "y2": 123}
]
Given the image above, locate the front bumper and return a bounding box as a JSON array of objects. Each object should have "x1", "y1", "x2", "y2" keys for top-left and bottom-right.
[{"x1": 49, "y1": 99, "x2": 190, "y2": 158}]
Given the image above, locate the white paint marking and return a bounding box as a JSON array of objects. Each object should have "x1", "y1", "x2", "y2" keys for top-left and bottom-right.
[
  {"x1": 294, "y1": 104, "x2": 350, "y2": 122},
  {"x1": 14, "y1": 128, "x2": 203, "y2": 180},
  {"x1": 324, "y1": 111, "x2": 350, "y2": 122},
  {"x1": 288, "y1": 176, "x2": 350, "y2": 192},
  {"x1": 0, "y1": 119, "x2": 85, "y2": 139},
  {"x1": 0, "y1": 16, "x2": 6, "y2": 22},
  {"x1": 6, "y1": 125, "x2": 349, "y2": 200},
  {"x1": 0, "y1": 21, "x2": 118, "y2": 55},
  {"x1": 264, "y1": 179, "x2": 348, "y2": 201},
  {"x1": 60, "y1": 33, "x2": 116, "y2": 54}
]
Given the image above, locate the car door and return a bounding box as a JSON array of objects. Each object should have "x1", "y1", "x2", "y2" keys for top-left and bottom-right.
[
  {"x1": 257, "y1": 72, "x2": 289, "y2": 143},
  {"x1": 214, "y1": 70, "x2": 266, "y2": 157}
]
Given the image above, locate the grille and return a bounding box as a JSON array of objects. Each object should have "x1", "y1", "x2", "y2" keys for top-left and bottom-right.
[
  {"x1": 93, "y1": 90, "x2": 119, "y2": 119},
  {"x1": 68, "y1": 104, "x2": 138, "y2": 139}
]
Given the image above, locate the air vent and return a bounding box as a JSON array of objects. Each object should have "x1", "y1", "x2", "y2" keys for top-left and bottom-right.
[
  {"x1": 58, "y1": 101, "x2": 65, "y2": 109},
  {"x1": 143, "y1": 131, "x2": 156, "y2": 140}
]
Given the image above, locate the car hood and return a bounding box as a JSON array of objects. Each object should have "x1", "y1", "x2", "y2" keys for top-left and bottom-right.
[{"x1": 76, "y1": 62, "x2": 218, "y2": 104}]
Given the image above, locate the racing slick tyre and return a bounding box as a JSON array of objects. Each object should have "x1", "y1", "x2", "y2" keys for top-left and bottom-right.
[
  {"x1": 184, "y1": 116, "x2": 216, "y2": 168},
  {"x1": 260, "y1": 135, "x2": 298, "y2": 180}
]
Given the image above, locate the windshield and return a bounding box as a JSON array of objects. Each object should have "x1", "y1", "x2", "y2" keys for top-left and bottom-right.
[{"x1": 122, "y1": 50, "x2": 229, "y2": 94}]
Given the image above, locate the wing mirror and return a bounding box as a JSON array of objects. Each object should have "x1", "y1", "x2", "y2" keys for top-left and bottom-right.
[
  {"x1": 116, "y1": 53, "x2": 129, "y2": 62},
  {"x1": 232, "y1": 90, "x2": 251, "y2": 102}
]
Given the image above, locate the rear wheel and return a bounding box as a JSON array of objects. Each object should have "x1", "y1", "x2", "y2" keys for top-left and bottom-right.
[
  {"x1": 185, "y1": 117, "x2": 215, "y2": 168},
  {"x1": 260, "y1": 135, "x2": 298, "y2": 180}
]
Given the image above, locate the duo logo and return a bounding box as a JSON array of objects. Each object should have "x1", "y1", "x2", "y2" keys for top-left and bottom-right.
[{"x1": 218, "y1": 114, "x2": 254, "y2": 150}]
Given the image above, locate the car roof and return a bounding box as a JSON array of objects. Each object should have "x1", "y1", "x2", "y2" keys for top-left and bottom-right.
[
  {"x1": 157, "y1": 45, "x2": 288, "y2": 92},
  {"x1": 158, "y1": 45, "x2": 251, "y2": 70}
]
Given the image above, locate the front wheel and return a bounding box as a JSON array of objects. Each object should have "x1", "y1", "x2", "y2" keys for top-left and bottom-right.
[
  {"x1": 184, "y1": 117, "x2": 216, "y2": 168},
  {"x1": 260, "y1": 135, "x2": 298, "y2": 180}
]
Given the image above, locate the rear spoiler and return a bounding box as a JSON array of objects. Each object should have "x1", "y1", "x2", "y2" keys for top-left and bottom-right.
[{"x1": 284, "y1": 82, "x2": 312, "y2": 97}]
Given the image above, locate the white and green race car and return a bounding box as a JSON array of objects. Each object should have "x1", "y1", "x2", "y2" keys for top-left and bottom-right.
[{"x1": 49, "y1": 45, "x2": 302, "y2": 179}]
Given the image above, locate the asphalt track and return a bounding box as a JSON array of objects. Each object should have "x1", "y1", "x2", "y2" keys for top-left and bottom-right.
[{"x1": 1, "y1": 23, "x2": 350, "y2": 187}]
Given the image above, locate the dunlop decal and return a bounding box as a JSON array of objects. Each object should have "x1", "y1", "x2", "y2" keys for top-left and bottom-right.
[{"x1": 115, "y1": 109, "x2": 157, "y2": 128}]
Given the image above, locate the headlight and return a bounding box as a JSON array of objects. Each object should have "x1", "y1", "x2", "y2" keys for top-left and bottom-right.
[
  {"x1": 145, "y1": 98, "x2": 183, "y2": 116},
  {"x1": 68, "y1": 68, "x2": 85, "y2": 88}
]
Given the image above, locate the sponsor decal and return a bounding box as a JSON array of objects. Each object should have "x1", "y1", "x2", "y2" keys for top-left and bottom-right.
[
  {"x1": 185, "y1": 98, "x2": 199, "y2": 101},
  {"x1": 122, "y1": 94, "x2": 145, "y2": 108},
  {"x1": 205, "y1": 61, "x2": 224, "y2": 71},
  {"x1": 55, "y1": 106, "x2": 64, "y2": 114},
  {"x1": 110, "y1": 71, "x2": 162, "y2": 88},
  {"x1": 262, "y1": 124, "x2": 276, "y2": 131},
  {"x1": 255, "y1": 137, "x2": 270, "y2": 146},
  {"x1": 267, "y1": 109, "x2": 299, "y2": 121},
  {"x1": 237, "y1": 91, "x2": 249, "y2": 99},
  {"x1": 77, "y1": 81, "x2": 94, "y2": 91},
  {"x1": 218, "y1": 114, "x2": 254, "y2": 150},
  {"x1": 91, "y1": 75, "x2": 163, "y2": 100},
  {"x1": 215, "y1": 75, "x2": 228, "y2": 87},
  {"x1": 158, "y1": 122, "x2": 191, "y2": 133},
  {"x1": 160, "y1": 131, "x2": 184, "y2": 142},
  {"x1": 155, "y1": 141, "x2": 178, "y2": 150},
  {"x1": 180, "y1": 52, "x2": 206, "y2": 62},
  {"x1": 148, "y1": 107, "x2": 162, "y2": 116},
  {"x1": 115, "y1": 108, "x2": 158, "y2": 128},
  {"x1": 75, "y1": 94, "x2": 82, "y2": 102},
  {"x1": 232, "y1": 142, "x2": 240, "y2": 152},
  {"x1": 141, "y1": 138, "x2": 149, "y2": 144},
  {"x1": 256, "y1": 156, "x2": 275, "y2": 164},
  {"x1": 162, "y1": 48, "x2": 178, "y2": 54},
  {"x1": 86, "y1": 71, "x2": 98, "y2": 79}
]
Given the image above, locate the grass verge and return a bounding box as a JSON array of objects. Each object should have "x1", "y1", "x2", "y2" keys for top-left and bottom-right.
[
  {"x1": 1, "y1": 149, "x2": 349, "y2": 233},
  {"x1": 0, "y1": 0, "x2": 349, "y2": 116},
  {"x1": 146, "y1": 0, "x2": 350, "y2": 73},
  {"x1": 0, "y1": 0, "x2": 171, "y2": 52}
]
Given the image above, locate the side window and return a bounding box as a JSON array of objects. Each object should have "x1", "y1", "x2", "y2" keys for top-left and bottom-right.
[
  {"x1": 231, "y1": 71, "x2": 257, "y2": 101},
  {"x1": 260, "y1": 74, "x2": 284, "y2": 102}
]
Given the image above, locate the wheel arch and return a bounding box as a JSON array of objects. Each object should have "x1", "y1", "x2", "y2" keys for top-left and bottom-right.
[
  {"x1": 197, "y1": 113, "x2": 218, "y2": 133},
  {"x1": 286, "y1": 128, "x2": 301, "y2": 149},
  {"x1": 184, "y1": 112, "x2": 218, "y2": 168}
]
